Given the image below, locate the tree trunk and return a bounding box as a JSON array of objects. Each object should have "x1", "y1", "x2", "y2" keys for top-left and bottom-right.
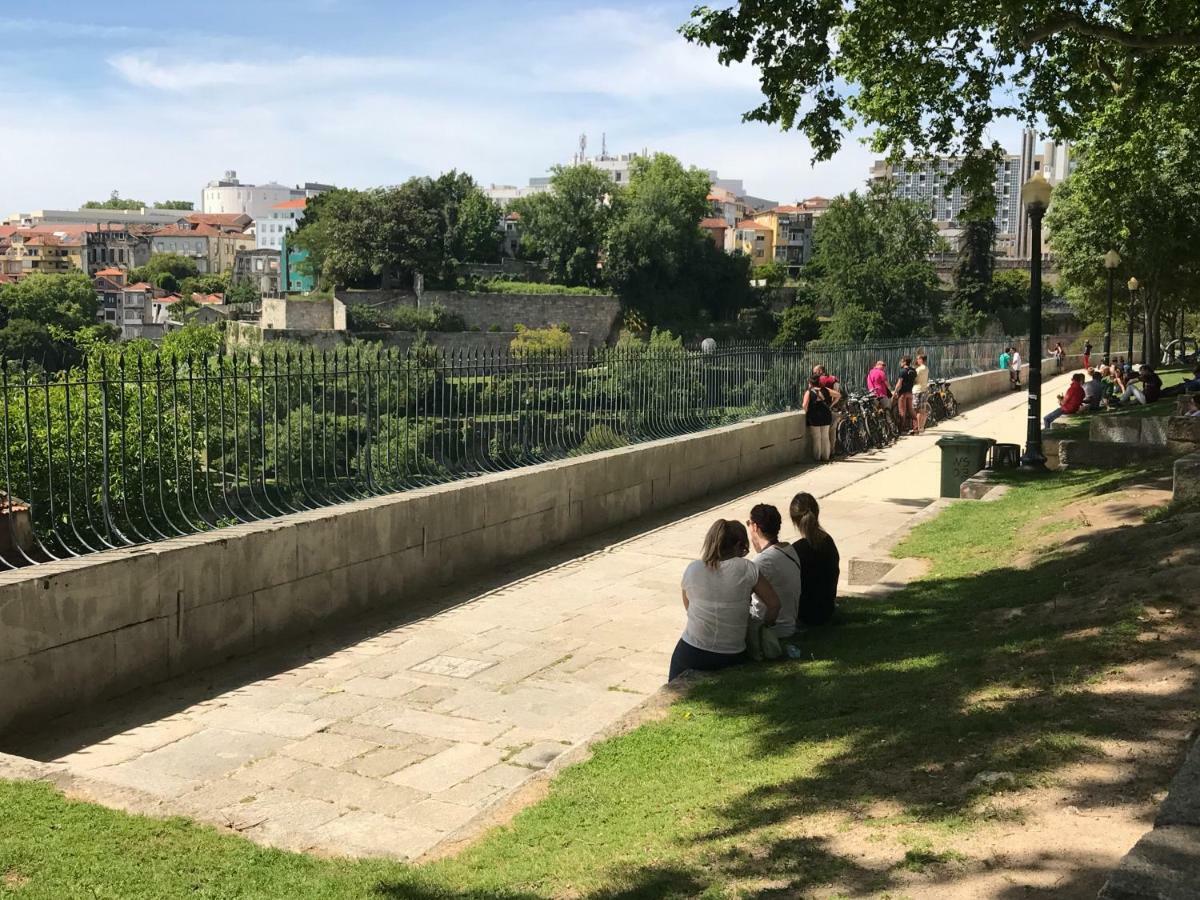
[{"x1": 1142, "y1": 289, "x2": 1163, "y2": 366}]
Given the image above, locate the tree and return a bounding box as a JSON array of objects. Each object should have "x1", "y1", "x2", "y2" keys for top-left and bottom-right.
[
  {"x1": 806, "y1": 185, "x2": 943, "y2": 339},
  {"x1": 1046, "y1": 95, "x2": 1200, "y2": 363},
  {"x1": 510, "y1": 324, "x2": 571, "y2": 356},
  {"x1": 154, "y1": 200, "x2": 194, "y2": 210},
  {"x1": 771, "y1": 295, "x2": 821, "y2": 347},
  {"x1": 83, "y1": 192, "x2": 145, "y2": 210},
  {"x1": 683, "y1": 3, "x2": 1200, "y2": 202},
  {"x1": 225, "y1": 280, "x2": 260, "y2": 305},
  {"x1": 953, "y1": 215, "x2": 996, "y2": 309},
  {"x1": 130, "y1": 253, "x2": 199, "y2": 285},
  {"x1": 0, "y1": 272, "x2": 100, "y2": 336},
  {"x1": 453, "y1": 187, "x2": 503, "y2": 267},
  {"x1": 179, "y1": 275, "x2": 228, "y2": 299},
  {"x1": 755, "y1": 261, "x2": 787, "y2": 288},
  {"x1": 511, "y1": 164, "x2": 616, "y2": 287},
  {"x1": 0, "y1": 320, "x2": 61, "y2": 368},
  {"x1": 161, "y1": 324, "x2": 222, "y2": 357}
]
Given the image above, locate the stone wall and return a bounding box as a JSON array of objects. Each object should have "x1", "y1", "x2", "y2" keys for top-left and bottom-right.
[
  {"x1": 0, "y1": 357, "x2": 1032, "y2": 732},
  {"x1": 260, "y1": 298, "x2": 345, "y2": 331},
  {"x1": 336, "y1": 290, "x2": 622, "y2": 347}
]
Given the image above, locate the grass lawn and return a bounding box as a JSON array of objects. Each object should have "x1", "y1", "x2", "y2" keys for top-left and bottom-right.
[
  {"x1": 1049, "y1": 366, "x2": 1193, "y2": 438},
  {"x1": 2, "y1": 464, "x2": 1196, "y2": 899}
]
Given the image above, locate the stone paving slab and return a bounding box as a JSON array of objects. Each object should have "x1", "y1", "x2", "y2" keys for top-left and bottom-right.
[{"x1": 1, "y1": 376, "x2": 1074, "y2": 860}]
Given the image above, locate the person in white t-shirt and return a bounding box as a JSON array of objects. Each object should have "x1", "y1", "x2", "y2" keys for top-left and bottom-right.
[
  {"x1": 911, "y1": 353, "x2": 931, "y2": 435},
  {"x1": 1010, "y1": 347, "x2": 1023, "y2": 390},
  {"x1": 746, "y1": 503, "x2": 801, "y2": 639},
  {"x1": 670, "y1": 519, "x2": 781, "y2": 680}
]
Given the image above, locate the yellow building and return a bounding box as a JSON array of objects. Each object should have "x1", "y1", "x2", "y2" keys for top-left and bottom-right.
[
  {"x1": 732, "y1": 219, "x2": 773, "y2": 266},
  {"x1": 0, "y1": 230, "x2": 86, "y2": 278}
]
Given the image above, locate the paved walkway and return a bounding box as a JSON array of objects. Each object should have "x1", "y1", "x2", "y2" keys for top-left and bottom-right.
[{"x1": 3, "y1": 374, "x2": 1076, "y2": 860}]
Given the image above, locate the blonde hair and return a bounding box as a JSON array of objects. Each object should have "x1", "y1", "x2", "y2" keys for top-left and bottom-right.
[
  {"x1": 789, "y1": 492, "x2": 830, "y2": 548},
  {"x1": 700, "y1": 519, "x2": 750, "y2": 569}
]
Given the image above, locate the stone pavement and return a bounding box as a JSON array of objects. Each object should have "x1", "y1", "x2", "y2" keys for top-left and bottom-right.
[{"x1": 2, "y1": 372, "x2": 1078, "y2": 860}]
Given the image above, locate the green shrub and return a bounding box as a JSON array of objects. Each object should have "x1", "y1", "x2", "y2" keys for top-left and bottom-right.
[
  {"x1": 346, "y1": 303, "x2": 465, "y2": 333},
  {"x1": 488, "y1": 324, "x2": 502, "y2": 333},
  {"x1": 510, "y1": 324, "x2": 571, "y2": 356},
  {"x1": 470, "y1": 279, "x2": 607, "y2": 296},
  {"x1": 570, "y1": 424, "x2": 628, "y2": 456}
]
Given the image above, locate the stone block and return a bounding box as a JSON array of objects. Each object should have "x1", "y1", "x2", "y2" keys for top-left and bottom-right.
[
  {"x1": 0, "y1": 550, "x2": 162, "y2": 661},
  {"x1": 1140, "y1": 416, "x2": 1170, "y2": 447},
  {"x1": 222, "y1": 522, "x2": 298, "y2": 596},
  {"x1": 1157, "y1": 735, "x2": 1200, "y2": 828},
  {"x1": 108, "y1": 616, "x2": 171, "y2": 696},
  {"x1": 252, "y1": 567, "x2": 348, "y2": 647},
  {"x1": 169, "y1": 593, "x2": 256, "y2": 676},
  {"x1": 1091, "y1": 416, "x2": 1142, "y2": 445},
  {"x1": 1098, "y1": 825, "x2": 1200, "y2": 900},
  {"x1": 0, "y1": 631, "x2": 116, "y2": 730},
  {"x1": 1173, "y1": 453, "x2": 1200, "y2": 504},
  {"x1": 1167, "y1": 416, "x2": 1200, "y2": 448}
]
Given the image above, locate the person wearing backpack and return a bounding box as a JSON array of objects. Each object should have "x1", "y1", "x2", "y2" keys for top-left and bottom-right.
[{"x1": 802, "y1": 374, "x2": 838, "y2": 461}]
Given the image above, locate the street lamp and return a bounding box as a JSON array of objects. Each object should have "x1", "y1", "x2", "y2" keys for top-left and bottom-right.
[
  {"x1": 1103, "y1": 250, "x2": 1120, "y2": 363},
  {"x1": 1127, "y1": 277, "x2": 1139, "y2": 364},
  {"x1": 1019, "y1": 171, "x2": 1052, "y2": 470}
]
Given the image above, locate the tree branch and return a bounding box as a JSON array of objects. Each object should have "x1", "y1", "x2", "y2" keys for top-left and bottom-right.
[{"x1": 1022, "y1": 13, "x2": 1200, "y2": 50}]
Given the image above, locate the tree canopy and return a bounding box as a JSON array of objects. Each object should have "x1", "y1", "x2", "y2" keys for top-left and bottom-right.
[
  {"x1": 806, "y1": 185, "x2": 944, "y2": 340},
  {"x1": 130, "y1": 253, "x2": 199, "y2": 285},
  {"x1": 682, "y1": 2, "x2": 1200, "y2": 200},
  {"x1": 290, "y1": 173, "x2": 502, "y2": 290},
  {"x1": 0, "y1": 273, "x2": 104, "y2": 368},
  {"x1": 510, "y1": 164, "x2": 616, "y2": 288}
]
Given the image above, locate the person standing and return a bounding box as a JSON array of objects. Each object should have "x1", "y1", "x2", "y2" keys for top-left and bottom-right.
[
  {"x1": 670, "y1": 519, "x2": 780, "y2": 681},
  {"x1": 999, "y1": 346, "x2": 1012, "y2": 372},
  {"x1": 1052, "y1": 341, "x2": 1065, "y2": 371},
  {"x1": 911, "y1": 353, "x2": 930, "y2": 434},
  {"x1": 802, "y1": 374, "x2": 837, "y2": 460},
  {"x1": 1010, "y1": 346, "x2": 1023, "y2": 390},
  {"x1": 893, "y1": 356, "x2": 916, "y2": 433},
  {"x1": 866, "y1": 360, "x2": 891, "y2": 408},
  {"x1": 1083, "y1": 340, "x2": 1093, "y2": 369}
]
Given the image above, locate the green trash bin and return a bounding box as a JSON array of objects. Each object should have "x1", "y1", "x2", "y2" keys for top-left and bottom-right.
[{"x1": 935, "y1": 435, "x2": 996, "y2": 498}]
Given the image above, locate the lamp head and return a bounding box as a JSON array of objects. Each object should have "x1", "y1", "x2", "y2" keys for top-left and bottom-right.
[
  {"x1": 1127, "y1": 276, "x2": 1139, "y2": 292},
  {"x1": 1103, "y1": 249, "x2": 1121, "y2": 269},
  {"x1": 1021, "y1": 171, "x2": 1053, "y2": 211}
]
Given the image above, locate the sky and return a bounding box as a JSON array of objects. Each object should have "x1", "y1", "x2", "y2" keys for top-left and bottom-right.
[{"x1": 0, "y1": 1, "x2": 1024, "y2": 213}]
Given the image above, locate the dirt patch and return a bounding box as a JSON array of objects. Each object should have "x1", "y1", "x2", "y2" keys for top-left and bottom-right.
[
  {"x1": 3, "y1": 870, "x2": 30, "y2": 889},
  {"x1": 816, "y1": 480, "x2": 1200, "y2": 899}
]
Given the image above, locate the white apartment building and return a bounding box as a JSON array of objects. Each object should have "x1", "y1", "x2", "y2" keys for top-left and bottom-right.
[
  {"x1": 255, "y1": 198, "x2": 306, "y2": 251},
  {"x1": 868, "y1": 129, "x2": 1073, "y2": 258},
  {"x1": 3, "y1": 208, "x2": 188, "y2": 228},
  {"x1": 202, "y1": 171, "x2": 332, "y2": 220}
]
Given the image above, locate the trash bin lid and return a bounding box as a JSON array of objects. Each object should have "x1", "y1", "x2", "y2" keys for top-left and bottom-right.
[{"x1": 935, "y1": 434, "x2": 996, "y2": 448}]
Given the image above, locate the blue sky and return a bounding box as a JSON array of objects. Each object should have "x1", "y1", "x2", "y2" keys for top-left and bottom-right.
[{"x1": 0, "y1": 2, "x2": 1019, "y2": 211}]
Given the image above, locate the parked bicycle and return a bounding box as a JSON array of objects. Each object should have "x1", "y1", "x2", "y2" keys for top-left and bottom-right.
[{"x1": 925, "y1": 380, "x2": 960, "y2": 426}]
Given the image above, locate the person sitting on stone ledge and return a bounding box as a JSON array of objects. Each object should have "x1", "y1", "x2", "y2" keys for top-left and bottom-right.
[
  {"x1": 1187, "y1": 394, "x2": 1200, "y2": 417},
  {"x1": 1162, "y1": 364, "x2": 1200, "y2": 398},
  {"x1": 790, "y1": 492, "x2": 840, "y2": 627},
  {"x1": 1044, "y1": 372, "x2": 1086, "y2": 428},
  {"x1": 670, "y1": 519, "x2": 780, "y2": 681},
  {"x1": 746, "y1": 503, "x2": 801, "y2": 640},
  {"x1": 1082, "y1": 368, "x2": 1107, "y2": 412},
  {"x1": 1115, "y1": 364, "x2": 1162, "y2": 406}
]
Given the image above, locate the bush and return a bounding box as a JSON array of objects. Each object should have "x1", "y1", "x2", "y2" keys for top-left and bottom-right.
[
  {"x1": 346, "y1": 303, "x2": 466, "y2": 333},
  {"x1": 469, "y1": 279, "x2": 607, "y2": 296},
  {"x1": 772, "y1": 303, "x2": 821, "y2": 347},
  {"x1": 510, "y1": 324, "x2": 571, "y2": 356},
  {"x1": 488, "y1": 324, "x2": 502, "y2": 333},
  {"x1": 570, "y1": 424, "x2": 628, "y2": 456}
]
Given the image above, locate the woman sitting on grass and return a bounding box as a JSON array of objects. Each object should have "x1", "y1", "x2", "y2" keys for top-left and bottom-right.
[
  {"x1": 670, "y1": 519, "x2": 781, "y2": 681},
  {"x1": 790, "y1": 493, "x2": 841, "y2": 627}
]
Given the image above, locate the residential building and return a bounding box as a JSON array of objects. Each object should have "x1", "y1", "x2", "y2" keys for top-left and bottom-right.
[
  {"x1": 202, "y1": 171, "x2": 331, "y2": 220},
  {"x1": 2, "y1": 208, "x2": 188, "y2": 228},
  {"x1": 186, "y1": 212, "x2": 252, "y2": 231},
  {"x1": 150, "y1": 224, "x2": 217, "y2": 273},
  {"x1": 869, "y1": 129, "x2": 1073, "y2": 258},
  {"x1": 94, "y1": 268, "x2": 157, "y2": 339},
  {"x1": 0, "y1": 229, "x2": 86, "y2": 278},
  {"x1": 750, "y1": 206, "x2": 813, "y2": 276},
  {"x1": 699, "y1": 217, "x2": 728, "y2": 251},
  {"x1": 501, "y1": 212, "x2": 521, "y2": 258},
  {"x1": 256, "y1": 198, "x2": 306, "y2": 251},
  {"x1": 232, "y1": 248, "x2": 281, "y2": 297},
  {"x1": 732, "y1": 219, "x2": 774, "y2": 265},
  {"x1": 280, "y1": 236, "x2": 315, "y2": 293}
]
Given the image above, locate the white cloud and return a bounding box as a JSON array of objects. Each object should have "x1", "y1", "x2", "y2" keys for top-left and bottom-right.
[{"x1": 107, "y1": 52, "x2": 420, "y2": 92}]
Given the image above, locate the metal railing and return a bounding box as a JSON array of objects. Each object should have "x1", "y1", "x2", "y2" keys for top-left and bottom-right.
[{"x1": 0, "y1": 336, "x2": 1015, "y2": 568}]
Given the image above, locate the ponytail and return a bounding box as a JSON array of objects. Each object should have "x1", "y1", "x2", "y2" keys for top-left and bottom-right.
[{"x1": 789, "y1": 492, "x2": 830, "y2": 548}]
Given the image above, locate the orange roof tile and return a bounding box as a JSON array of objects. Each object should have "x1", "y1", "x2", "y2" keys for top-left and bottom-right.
[
  {"x1": 95, "y1": 267, "x2": 125, "y2": 276},
  {"x1": 735, "y1": 219, "x2": 770, "y2": 230},
  {"x1": 699, "y1": 217, "x2": 728, "y2": 229},
  {"x1": 272, "y1": 198, "x2": 307, "y2": 210}
]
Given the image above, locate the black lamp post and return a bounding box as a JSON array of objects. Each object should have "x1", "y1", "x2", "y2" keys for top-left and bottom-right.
[
  {"x1": 1020, "y1": 172, "x2": 1052, "y2": 470},
  {"x1": 1103, "y1": 249, "x2": 1120, "y2": 364},
  {"x1": 1127, "y1": 277, "x2": 1138, "y2": 363}
]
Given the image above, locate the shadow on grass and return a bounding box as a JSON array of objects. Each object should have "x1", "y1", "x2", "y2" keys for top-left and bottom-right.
[{"x1": 408, "y1": 462, "x2": 1196, "y2": 899}]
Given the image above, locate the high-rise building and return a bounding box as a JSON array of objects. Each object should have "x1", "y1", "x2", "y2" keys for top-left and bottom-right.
[
  {"x1": 868, "y1": 130, "x2": 1072, "y2": 258},
  {"x1": 202, "y1": 171, "x2": 332, "y2": 220}
]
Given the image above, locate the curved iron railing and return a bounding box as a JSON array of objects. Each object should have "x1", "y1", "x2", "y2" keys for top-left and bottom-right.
[{"x1": 0, "y1": 336, "x2": 1016, "y2": 568}]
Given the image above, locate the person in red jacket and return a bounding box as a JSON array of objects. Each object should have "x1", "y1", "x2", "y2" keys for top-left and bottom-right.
[{"x1": 1043, "y1": 372, "x2": 1085, "y2": 428}]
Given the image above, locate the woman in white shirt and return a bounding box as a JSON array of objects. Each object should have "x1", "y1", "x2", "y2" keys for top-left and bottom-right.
[{"x1": 670, "y1": 519, "x2": 781, "y2": 680}]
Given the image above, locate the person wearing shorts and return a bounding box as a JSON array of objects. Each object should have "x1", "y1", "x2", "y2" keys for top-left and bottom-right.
[{"x1": 911, "y1": 354, "x2": 930, "y2": 434}]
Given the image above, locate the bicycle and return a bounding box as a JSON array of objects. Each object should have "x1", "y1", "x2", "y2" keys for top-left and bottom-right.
[
  {"x1": 834, "y1": 395, "x2": 871, "y2": 456},
  {"x1": 925, "y1": 380, "x2": 959, "y2": 427}
]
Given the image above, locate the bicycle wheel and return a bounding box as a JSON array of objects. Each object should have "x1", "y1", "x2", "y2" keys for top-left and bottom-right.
[
  {"x1": 836, "y1": 417, "x2": 861, "y2": 456},
  {"x1": 944, "y1": 390, "x2": 959, "y2": 418}
]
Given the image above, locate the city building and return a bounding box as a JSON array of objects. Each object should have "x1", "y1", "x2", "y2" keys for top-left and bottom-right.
[
  {"x1": 149, "y1": 224, "x2": 217, "y2": 273},
  {"x1": 256, "y1": 198, "x2": 306, "y2": 251},
  {"x1": 868, "y1": 129, "x2": 1073, "y2": 259},
  {"x1": 280, "y1": 236, "x2": 315, "y2": 293},
  {"x1": 93, "y1": 268, "x2": 158, "y2": 339},
  {"x1": 232, "y1": 248, "x2": 282, "y2": 297},
  {"x1": 202, "y1": 171, "x2": 332, "y2": 220},
  {"x1": 699, "y1": 217, "x2": 728, "y2": 251},
  {"x1": 501, "y1": 212, "x2": 522, "y2": 258},
  {"x1": 0, "y1": 228, "x2": 86, "y2": 278},
  {"x1": 732, "y1": 219, "x2": 773, "y2": 265},
  {"x1": 2, "y1": 208, "x2": 189, "y2": 228},
  {"x1": 749, "y1": 198, "x2": 830, "y2": 275}
]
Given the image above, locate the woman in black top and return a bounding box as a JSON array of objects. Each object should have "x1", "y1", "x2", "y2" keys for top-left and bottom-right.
[
  {"x1": 789, "y1": 492, "x2": 839, "y2": 626},
  {"x1": 802, "y1": 374, "x2": 837, "y2": 461}
]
